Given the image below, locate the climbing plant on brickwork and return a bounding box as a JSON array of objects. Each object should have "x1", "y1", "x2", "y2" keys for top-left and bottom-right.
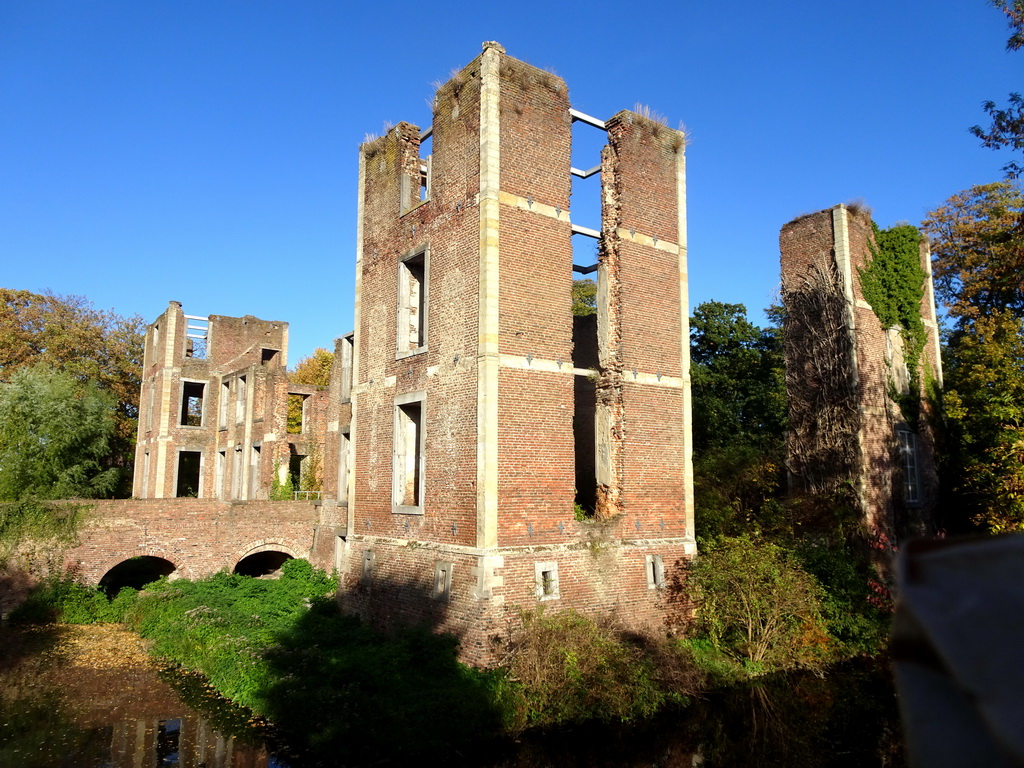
[
  {"x1": 781, "y1": 259, "x2": 860, "y2": 496},
  {"x1": 858, "y1": 222, "x2": 928, "y2": 423}
]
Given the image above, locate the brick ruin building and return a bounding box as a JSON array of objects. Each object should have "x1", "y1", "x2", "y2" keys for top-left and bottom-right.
[
  {"x1": 132, "y1": 42, "x2": 695, "y2": 662},
  {"x1": 779, "y1": 204, "x2": 942, "y2": 539}
]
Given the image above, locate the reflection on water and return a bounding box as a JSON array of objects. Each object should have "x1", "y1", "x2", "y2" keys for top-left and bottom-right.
[
  {"x1": 0, "y1": 624, "x2": 903, "y2": 767},
  {"x1": 0, "y1": 624, "x2": 287, "y2": 768}
]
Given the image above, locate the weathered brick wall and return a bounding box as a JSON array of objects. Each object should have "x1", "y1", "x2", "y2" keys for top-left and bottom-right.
[
  {"x1": 343, "y1": 44, "x2": 694, "y2": 664},
  {"x1": 779, "y1": 205, "x2": 940, "y2": 536},
  {"x1": 63, "y1": 499, "x2": 326, "y2": 585},
  {"x1": 338, "y1": 535, "x2": 692, "y2": 667}
]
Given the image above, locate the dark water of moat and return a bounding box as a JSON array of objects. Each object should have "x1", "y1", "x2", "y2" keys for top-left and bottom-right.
[{"x1": 0, "y1": 625, "x2": 905, "y2": 768}]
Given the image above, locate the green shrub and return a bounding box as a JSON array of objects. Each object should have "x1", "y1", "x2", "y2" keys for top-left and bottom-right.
[
  {"x1": 11, "y1": 573, "x2": 137, "y2": 624},
  {"x1": 688, "y1": 536, "x2": 833, "y2": 673},
  {"x1": 498, "y1": 608, "x2": 676, "y2": 729}
]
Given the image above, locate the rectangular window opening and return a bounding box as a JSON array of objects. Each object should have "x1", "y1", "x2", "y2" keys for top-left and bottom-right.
[
  {"x1": 337, "y1": 431, "x2": 351, "y2": 503},
  {"x1": 398, "y1": 251, "x2": 427, "y2": 353},
  {"x1": 573, "y1": 372, "x2": 597, "y2": 519},
  {"x1": 235, "y1": 375, "x2": 247, "y2": 424},
  {"x1": 434, "y1": 561, "x2": 453, "y2": 600},
  {"x1": 340, "y1": 333, "x2": 354, "y2": 403},
  {"x1": 231, "y1": 447, "x2": 243, "y2": 499},
  {"x1": 361, "y1": 550, "x2": 375, "y2": 585},
  {"x1": 142, "y1": 452, "x2": 150, "y2": 498},
  {"x1": 219, "y1": 380, "x2": 230, "y2": 428},
  {"x1": 261, "y1": 348, "x2": 279, "y2": 366},
  {"x1": 646, "y1": 554, "x2": 665, "y2": 589},
  {"x1": 216, "y1": 450, "x2": 226, "y2": 499},
  {"x1": 180, "y1": 382, "x2": 205, "y2": 427},
  {"x1": 393, "y1": 400, "x2": 423, "y2": 511},
  {"x1": 176, "y1": 450, "x2": 202, "y2": 498},
  {"x1": 250, "y1": 444, "x2": 262, "y2": 500},
  {"x1": 287, "y1": 393, "x2": 308, "y2": 434},
  {"x1": 418, "y1": 132, "x2": 432, "y2": 203},
  {"x1": 535, "y1": 561, "x2": 560, "y2": 600},
  {"x1": 289, "y1": 446, "x2": 306, "y2": 494},
  {"x1": 898, "y1": 430, "x2": 921, "y2": 505}
]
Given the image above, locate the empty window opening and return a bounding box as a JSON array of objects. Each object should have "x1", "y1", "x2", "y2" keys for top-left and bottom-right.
[
  {"x1": 98, "y1": 556, "x2": 175, "y2": 597},
  {"x1": 418, "y1": 131, "x2": 432, "y2": 203},
  {"x1": 216, "y1": 450, "x2": 226, "y2": 499},
  {"x1": 146, "y1": 385, "x2": 154, "y2": 431},
  {"x1": 434, "y1": 561, "x2": 453, "y2": 600},
  {"x1": 152, "y1": 323, "x2": 160, "y2": 361},
  {"x1": 287, "y1": 393, "x2": 308, "y2": 434},
  {"x1": 398, "y1": 251, "x2": 427, "y2": 353},
  {"x1": 250, "y1": 444, "x2": 262, "y2": 499},
  {"x1": 361, "y1": 550, "x2": 375, "y2": 585},
  {"x1": 337, "y1": 431, "x2": 351, "y2": 503},
  {"x1": 219, "y1": 379, "x2": 230, "y2": 428},
  {"x1": 289, "y1": 448, "x2": 306, "y2": 493},
  {"x1": 142, "y1": 452, "x2": 150, "y2": 498},
  {"x1": 898, "y1": 430, "x2": 921, "y2": 504},
  {"x1": 334, "y1": 535, "x2": 345, "y2": 572},
  {"x1": 646, "y1": 554, "x2": 666, "y2": 589},
  {"x1": 393, "y1": 399, "x2": 424, "y2": 511},
  {"x1": 180, "y1": 381, "x2": 205, "y2": 427},
  {"x1": 573, "y1": 372, "x2": 597, "y2": 518},
  {"x1": 234, "y1": 551, "x2": 293, "y2": 578},
  {"x1": 340, "y1": 333, "x2": 355, "y2": 402},
  {"x1": 176, "y1": 450, "x2": 202, "y2": 497},
  {"x1": 231, "y1": 447, "x2": 243, "y2": 499},
  {"x1": 261, "y1": 348, "x2": 279, "y2": 366},
  {"x1": 535, "y1": 561, "x2": 560, "y2": 600},
  {"x1": 236, "y1": 375, "x2": 247, "y2": 424}
]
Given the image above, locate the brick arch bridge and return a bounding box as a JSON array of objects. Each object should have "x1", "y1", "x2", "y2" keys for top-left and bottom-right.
[{"x1": 64, "y1": 499, "x2": 336, "y2": 586}]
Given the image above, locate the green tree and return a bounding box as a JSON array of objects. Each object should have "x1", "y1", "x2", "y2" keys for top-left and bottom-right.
[
  {"x1": 688, "y1": 536, "x2": 832, "y2": 672},
  {"x1": 923, "y1": 184, "x2": 1024, "y2": 530},
  {"x1": 0, "y1": 366, "x2": 120, "y2": 500},
  {"x1": 690, "y1": 301, "x2": 786, "y2": 453},
  {"x1": 571, "y1": 278, "x2": 597, "y2": 316},
  {"x1": 689, "y1": 302, "x2": 787, "y2": 544},
  {"x1": 943, "y1": 310, "x2": 1024, "y2": 531},
  {"x1": 971, "y1": 1, "x2": 1024, "y2": 178},
  {"x1": 0, "y1": 289, "x2": 145, "y2": 491}
]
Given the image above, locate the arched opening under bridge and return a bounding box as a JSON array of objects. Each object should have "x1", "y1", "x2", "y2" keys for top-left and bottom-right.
[
  {"x1": 234, "y1": 550, "x2": 293, "y2": 578},
  {"x1": 99, "y1": 556, "x2": 176, "y2": 596}
]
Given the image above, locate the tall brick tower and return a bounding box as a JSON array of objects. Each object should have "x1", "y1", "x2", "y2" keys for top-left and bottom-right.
[
  {"x1": 780, "y1": 204, "x2": 942, "y2": 538},
  {"x1": 340, "y1": 42, "x2": 695, "y2": 661}
]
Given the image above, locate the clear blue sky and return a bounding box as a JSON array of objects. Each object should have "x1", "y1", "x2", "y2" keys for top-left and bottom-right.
[{"x1": 1, "y1": 1, "x2": 1019, "y2": 364}]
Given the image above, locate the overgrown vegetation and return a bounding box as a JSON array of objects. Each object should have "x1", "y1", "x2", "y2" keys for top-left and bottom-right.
[
  {"x1": 859, "y1": 222, "x2": 928, "y2": 423},
  {"x1": 0, "y1": 498, "x2": 87, "y2": 566},
  {"x1": 12, "y1": 562, "x2": 707, "y2": 762},
  {"x1": 499, "y1": 608, "x2": 698, "y2": 729}
]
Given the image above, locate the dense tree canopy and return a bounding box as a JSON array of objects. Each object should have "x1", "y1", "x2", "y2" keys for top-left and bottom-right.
[
  {"x1": 0, "y1": 290, "x2": 145, "y2": 494},
  {"x1": 690, "y1": 301, "x2": 786, "y2": 453},
  {"x1": 0, "y1": 366, "x2": 120, "y2": 500},
  {"x1": 921, "y1": 182, "x2": 1024, "y2": 323},
  {"x1": 923, "y1": 183, "x2": 1024, "y2": 530}
]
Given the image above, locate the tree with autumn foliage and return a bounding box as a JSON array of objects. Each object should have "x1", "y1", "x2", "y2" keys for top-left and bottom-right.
[
  {"x1": 922, "y1": 182, "x2": 1024, "y2": 530},
  {"x1": 0, "y1": 289, "x2": 145, "y2": 495}
]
